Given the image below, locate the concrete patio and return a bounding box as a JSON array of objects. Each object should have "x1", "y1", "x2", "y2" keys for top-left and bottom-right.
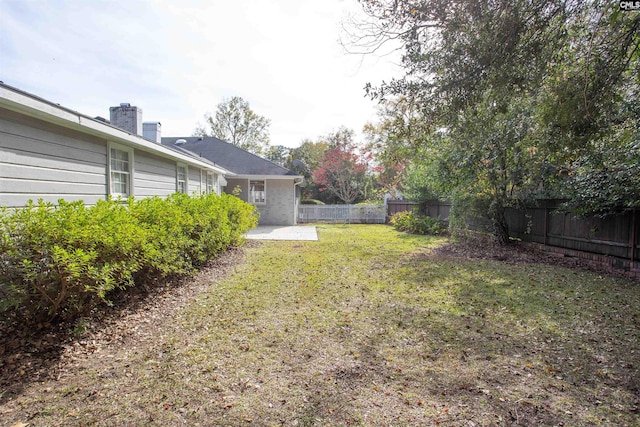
[{"x1": 245, "y1": 225, "x2": 318, "y2": 241}]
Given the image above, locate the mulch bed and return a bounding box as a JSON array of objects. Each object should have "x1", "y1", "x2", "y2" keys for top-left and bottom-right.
[{"x1": 0, "y1": 244, "x2": 253, "y2": 400}]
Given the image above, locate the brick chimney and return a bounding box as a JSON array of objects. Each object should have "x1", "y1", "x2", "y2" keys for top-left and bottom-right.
[{"x1": 109, "y1": 103, "x2": 142, "y2": 135}]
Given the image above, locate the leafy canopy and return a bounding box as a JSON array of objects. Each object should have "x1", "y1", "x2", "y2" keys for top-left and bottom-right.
[
  {"x1": 312, "y1": 128, "x2": 374, "y2": 204},
  {"x1": 195, "y1": 96, "x2": 271, "y2": 155},
  {"x1": 352, "y1": 0, "x2": 639, "y2": 241}
]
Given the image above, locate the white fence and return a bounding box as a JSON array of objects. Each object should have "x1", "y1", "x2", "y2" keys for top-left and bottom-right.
[{"x1": 298, "y1": 204, "x2": 386, "y2": 224}]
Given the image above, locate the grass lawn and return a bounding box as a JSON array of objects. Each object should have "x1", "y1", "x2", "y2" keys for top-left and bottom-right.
[{"x1": 1, "y1": 224, "x2": 638, "y2": 426}]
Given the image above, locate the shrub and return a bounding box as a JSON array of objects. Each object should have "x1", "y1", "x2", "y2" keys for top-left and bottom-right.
[
  {"x1": 390, "y1": 211, "x2": 446, "y2": 235},
  {"x1": 128, "y1": 195, "x2": 195, "y2": 277},
  {"x1": 0, "y1": 199, "x2": 148, "y2": 322},
  {"x1": 0, "y1": 193, "x2": 258, "y2": 325},
  {"x1": 223, "y1": 193, "x2": 260, "y2": 245}
]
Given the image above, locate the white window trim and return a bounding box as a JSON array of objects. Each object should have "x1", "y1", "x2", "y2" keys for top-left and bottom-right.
[
  {"x1": 206, "y1": 172, "x2": 217, "y2": 194},
  {"x1": 176, "y1": 163, "x2": 188, "y2": 194},
  {"x1": 249, "y1": 179, "x2": 266, "y2": 205},
  {"x1": 107, "y1": 142, "x2": 134, "y2": 198}
]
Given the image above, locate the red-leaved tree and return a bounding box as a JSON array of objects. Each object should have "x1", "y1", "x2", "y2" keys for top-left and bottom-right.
[{"x1": 312, "y1": 143, "x2": 372, "y2": 204}]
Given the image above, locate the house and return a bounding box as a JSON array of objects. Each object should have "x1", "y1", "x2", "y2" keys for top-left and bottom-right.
[
  {"x1": 0, "y1": 82, "x2": 303, "y2": 226},
  {"x1": 161, "y1": 137, "x2": 303, "y2": 226},
  {"x1": 0, "y1": 83, "x2": 229, "y2": 207}
]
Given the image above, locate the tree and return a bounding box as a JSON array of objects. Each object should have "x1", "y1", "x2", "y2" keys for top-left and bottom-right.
[
  {"x1": 265, "y1": 145, "x2": 290, "y2": 167},
  {"x1": 363, "y1": 96, "x2": 431, "y2": 198},
  {"x1": 194, "y1": 96, "x2": 271, "y2": 155},
  {"x1": 288, "y1": 139, "x2": 329, "y2": 175},
  {"x1": 287, "y1": 139, "x2": 329, "y2": 201},
  {"x1": 561, "y1": 117, "x2": 640, "y2": 216},
  {"x1": 312, "y1": 128, "x2": 373, "y2": 204},
  {"x1": 352, "y1": 0, "x2": 639, "y2": 243}
]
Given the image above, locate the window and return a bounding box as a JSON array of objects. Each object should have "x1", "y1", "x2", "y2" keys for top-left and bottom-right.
[
  {"x1": 206, "y1": 172, "x2": 216, "y2": 194},
  {"x1": 109, "y1": 145, "x2": 132, "y2": 197},
  {"x1": 177, "y1": 164, "x2": 187, "y2": 193},
  {"x1": 249, "y1": 180, "x2": 266, "y2": 204}
]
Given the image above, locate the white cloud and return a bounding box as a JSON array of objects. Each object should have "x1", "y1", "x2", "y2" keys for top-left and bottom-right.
[{"x1": 0, "y1": 0, "x2": 401, "y2": 147}]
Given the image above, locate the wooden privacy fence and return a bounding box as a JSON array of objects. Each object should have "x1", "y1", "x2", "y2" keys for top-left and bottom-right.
[
  {"x1": 409, "y1": 199, "x2": 639, "y2": 270},
  {"x1": 506, "y1": 202, "x2": 639, "y2": 264},
  {"x1": 298, "y1": 204, "x2": 386, "y2": 224},
  {"x1": 386, "y1": 200, "x2": 452, "y2": 222},
  {"x1": 386, "y1": 200, "x2": 424, "y2": 217}
]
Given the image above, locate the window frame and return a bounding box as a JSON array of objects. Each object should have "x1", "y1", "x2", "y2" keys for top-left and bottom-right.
[
  {"x1": 176, "y1": 163, "x2": 188, "y2": 194},
  {"x1": 206, "y1": 172, "x2": 216, "y2": 194},
  {"x1": 108, "y1": 143, "x2": 134, "y2": 198},
  {"x1": 249, "y1": 179, "x2": 266, "y2": 205}
]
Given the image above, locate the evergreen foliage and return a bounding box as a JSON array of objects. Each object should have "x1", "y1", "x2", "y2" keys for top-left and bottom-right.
[{"x1": 0, "y1": 193, "x2": 258, "y2": 324}]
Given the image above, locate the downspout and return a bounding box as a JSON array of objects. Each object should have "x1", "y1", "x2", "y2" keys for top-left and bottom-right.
[{"x1": 294, "y1": 178, "x2": 303, "y2": 225}]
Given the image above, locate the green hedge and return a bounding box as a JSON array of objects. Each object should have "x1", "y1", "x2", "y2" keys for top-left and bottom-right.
[
  {"x1": 389, "y1": 211, "x2": 446, "y2": 235},
  {"x1": 0, "y1": 193, "x2": 258, "y2": 324}
]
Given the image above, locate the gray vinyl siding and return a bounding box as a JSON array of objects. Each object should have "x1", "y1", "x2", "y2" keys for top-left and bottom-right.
[
  {"x1": 134, "y1": 150, "x2": 178, "y2": 198},
  {"x1": 0, "y1": 109, "x2": 107, "y2": 207},
  {"x1": 188, "y1": 168, "x2": 201, "y2": 195},
  {"x1": 1, "y1": 105, "x2": 228, "y2": 208}
]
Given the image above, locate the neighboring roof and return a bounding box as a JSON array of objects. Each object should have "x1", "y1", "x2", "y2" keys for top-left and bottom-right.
[
  {"x1": 166, "y1": 139, "x2": 228, "y2": 172},
  {"x1": 161, "y1": 136, "x2": 298, "y2": 177},
  {"x1": 0, "y1": 82, "x2": 230, "y2": 175}
]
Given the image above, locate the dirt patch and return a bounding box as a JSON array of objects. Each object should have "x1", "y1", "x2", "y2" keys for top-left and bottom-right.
[{"x1": 430, "y1": 231, "x2": 639, "y2": 283}]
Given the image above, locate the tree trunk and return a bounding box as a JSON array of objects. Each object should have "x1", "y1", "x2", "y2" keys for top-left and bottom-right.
[{"x1": 490, "y1": 200, "x2": 510, "y2": 245}]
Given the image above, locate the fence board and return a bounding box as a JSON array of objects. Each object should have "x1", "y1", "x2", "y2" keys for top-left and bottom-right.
[
  {"x1": 424, "y1": 201, "x2": 451, "y2": 221},
  {"x1": 506, "y1": 204, "x2": 638, "y2": 262}
]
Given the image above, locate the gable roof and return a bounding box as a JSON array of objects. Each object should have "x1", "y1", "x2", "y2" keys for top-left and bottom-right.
[{"x1": 161, "y1": 136, "x2": 297, "y2": 177}]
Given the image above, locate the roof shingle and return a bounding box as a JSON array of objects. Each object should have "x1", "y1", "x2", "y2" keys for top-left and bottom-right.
[{"x1": 161, "y1": 136, "x2": 295, "y2": 176}]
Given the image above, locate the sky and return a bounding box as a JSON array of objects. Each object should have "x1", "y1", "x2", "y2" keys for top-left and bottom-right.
[{"x1": 0, "y1": 0, "x2": 402, "y2": 148}]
